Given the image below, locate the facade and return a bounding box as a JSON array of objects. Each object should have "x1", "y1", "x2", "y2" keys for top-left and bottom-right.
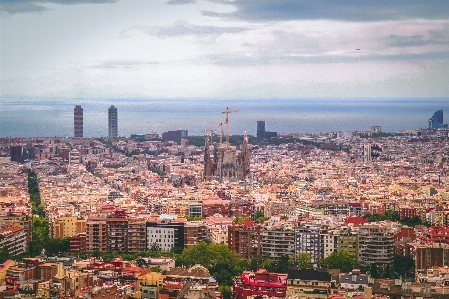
[
  {"x1": 51, "y1": 216, "x2": 86, "y2": 239},
  {"x1": 295, "y1": 224, "x2": 321, "y2": 264},
  {"x1": 9, "y1": 145, "x2": 29, "y2": 163},
  {"x1": 70, "y1": 233, "x2": 87, "y2": 253},
  {"x1": 260, "y1": 223, "x2": 296, "y2": 260},
  {"x1": 338, "y1": 232, "x2": 359, "y2": 260},
  {"x1": 86, "y1": 218, "x2": 108, "y2": 252},
  {"x1": 74, "y1": 105, "x2": 83, "y2": 137},
  {"x1": 286, "y1": 267, "x2": 336, "y2": 299},
  {"x1": 358, "y1": 224, "x2": 395, "y2": 266},
  {"x1": 320, "y1": 227, "x2": 339, "y2": 259},
  {"x1": 0, "y1": 225, "x2": 27, "y2": 256},
  {"x1": 431, "y1": 110, "x2": 448, "y2": 129},
  {"x1": 211, "y1": 132, "x2": 250, "y2": 183},
  {"x1": 257, "y1": 121, "x2": 265, "y2": 139},
  {"x1": 0, "y1": 213, "x2": 32, "y2": 246},
  {"x1": 228, "y1": 220, "x2": 262, "y2": 259},
  {"x1": 184, "y1": 221, "x2": 207, "y2": 247},
  {"x1": 161, "y1": 130, "x2": 188, "y2": 141},
  {"x1": 146, "y1": 219, "x2": 185, "y2": 251},
  {"x1": 232, "y1": 269, "x2": 287, "y2": 299},
  {"x1": 108, "y1": 105, "x2": 118, "y2": 138}
]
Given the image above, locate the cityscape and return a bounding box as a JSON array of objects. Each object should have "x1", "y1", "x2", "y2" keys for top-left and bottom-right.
[
  {"x1": 0, "y1": 104, "x2": 449, "y2": 299},
  {"x1": 1, "y1": 1, "x2": 449, "y2": 299}
]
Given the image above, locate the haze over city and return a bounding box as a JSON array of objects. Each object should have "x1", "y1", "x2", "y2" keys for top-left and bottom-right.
[{"x1": 1, "y1": 0, "x2": 449, "y2": 99}]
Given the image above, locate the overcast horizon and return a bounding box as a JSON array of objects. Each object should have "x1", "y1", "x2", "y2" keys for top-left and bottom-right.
[{"x1": 1, "y1": 1, "x2": 449, "y2": 99}]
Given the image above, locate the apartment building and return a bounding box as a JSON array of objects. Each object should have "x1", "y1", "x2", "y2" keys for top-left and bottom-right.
[
  {"x1": 295, "y1": 224, "x2": 321, "y2": 264},
  {"x1": 0, "y1": 225, "x2": 27, "y2": 256},
  {"x1": 338, "y1": 231, "x2": 359, "y2": 260},
  {"x1": 86, "y1": 218, "x2": 108, "y2": 252},
  {"x1": 184, "y1": 221, "x2": 207, "y2": 247},
  {"x1": 128, "y1": 218, "x2": 147, "y2": 253},
  {"x1": 358, "y1": 224, "x2": 395, "y2": 266},
  {"x1": 51, "y1": 215, "x2": 86, "y2": 239},
  {"x1": 260, "y1": 222, "x2": 296, "y2": 261},
  {"x1": 146, "y1": 217, "x2": 185, "y2": 251},
  {"x1": 228, "y1": 220, "x2": 262, "y2": 259}
]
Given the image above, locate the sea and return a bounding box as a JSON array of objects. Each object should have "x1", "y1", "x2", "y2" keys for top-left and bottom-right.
[{"x1": 0, "y1": 97, "x2": 448, "y2": 138}]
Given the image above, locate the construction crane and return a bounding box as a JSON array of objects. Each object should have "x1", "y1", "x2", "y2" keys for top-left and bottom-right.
[
  {"x1": 204, "y1": 121, "x2": 225, "y2": 146},
  {"x1": 203, "y1": 129, "x2": 215, "y2": 140},
  {"x1": 222, "y1": 107, "x2": 238, "y2": 147}
]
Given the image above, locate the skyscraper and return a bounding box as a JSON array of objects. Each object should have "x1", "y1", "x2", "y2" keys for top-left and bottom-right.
[
  {"x1": 108, "y1": 105, "x2": 118, "y2": 138},
  {"x1": 74, "y1": 105, "x2": 83, "y2": 137},
  {"x1": 257, "y1": 120, "x2": 265, "y2": 139},
  {"x1": 430, "y1": 110, "x2": 448, "y2": 129}
]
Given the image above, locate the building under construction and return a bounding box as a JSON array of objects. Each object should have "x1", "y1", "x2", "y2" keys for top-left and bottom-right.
[{"x1": 204, "y1": 108, "x2": 250, "y2": 182}]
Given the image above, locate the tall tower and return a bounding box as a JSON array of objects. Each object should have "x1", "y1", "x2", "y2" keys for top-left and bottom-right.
[
  {"x1": 74, "y1": 105, "x2": 83, "y2": 137},
  {"x1": 108, "y1": 105, "x2": 118, "y2": 138},
  {"x1": 257, "y1": 121, "x2": 265, "y2": 139}
]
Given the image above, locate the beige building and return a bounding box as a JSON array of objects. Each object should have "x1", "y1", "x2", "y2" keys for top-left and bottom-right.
[{"x1": 51, "y1": 215, "x2": 86, "y2": 239}]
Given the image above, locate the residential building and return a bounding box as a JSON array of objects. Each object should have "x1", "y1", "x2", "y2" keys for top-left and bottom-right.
[
  {"x1": 0, "y1": 225, "x2": 27, "y2": 256},
  {"x1": 232, "y1": 269, "x2": 287, "y2": 299},
  {"x1": 184, "y1": 221, "x2": 207, "y2": 247},
  {"x1": 358, "y1": 224, "x2": 395, "y2": 266},
  {"x1": 228, "y1": 220, "x2": 262, "y2": 259},
  {"x1": 260, "y1": 222, "x2": 296, "y2": 261},
  {"x1": 338, "y1": 231, "x2": 359, "y2": 260},
  {"x1": 286, "y1": 267, "x2": 337, "y2": 299},
  {"x1": 295, "y1": 224, "x2": 321, "y2": 264}
]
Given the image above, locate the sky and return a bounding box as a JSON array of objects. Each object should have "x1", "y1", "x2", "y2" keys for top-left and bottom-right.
[{"x1": 1, "y1": 0, "x2": 449, "y2": 99}]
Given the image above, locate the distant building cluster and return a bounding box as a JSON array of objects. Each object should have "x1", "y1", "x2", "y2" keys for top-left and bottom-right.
[{"x1": 1, "y1": 108, "x2": 449, "y2": 298}]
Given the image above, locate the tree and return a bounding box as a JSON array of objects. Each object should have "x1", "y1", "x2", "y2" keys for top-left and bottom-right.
[
  {"x1": 393, "y1": 255, "x2": 415, "y2": 278},
  {"x1": 150, "y1": 242, "x2": 161, "y2": 252},
  {"x1": 218, "y1": 285, "x2": 231, "y2": 299},
  {"x1": 297, "y1": 252, "x2": 313, "y2": 269},
  {"x1": 181, "y1": 242, "x2": 237, "y2": 269},
  {"x1": 319, "y1": 251, "x2": 357, "y2": 273},
  {"x1": 0, "y1": 246, "x2": 12, "y2": 264},
  {"x1": 273, "y1": 254, "x2": 290, "y2": 273}
]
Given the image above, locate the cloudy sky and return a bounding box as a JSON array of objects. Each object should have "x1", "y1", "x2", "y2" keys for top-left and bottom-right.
[{"x1": 1, "y1": 0, "x2": 449, "y2": 99}]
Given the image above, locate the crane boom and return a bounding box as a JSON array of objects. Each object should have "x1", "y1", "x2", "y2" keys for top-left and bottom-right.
[{"x1": 222, "y1": 107, "x2": 238, "y2": 147}]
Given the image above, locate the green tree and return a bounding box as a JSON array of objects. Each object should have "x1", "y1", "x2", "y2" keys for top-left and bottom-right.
[
  {"x1": 393, "y1": 255, "x2": 415, "y2": 278},
  {"x1": 297, "y1": 252, "x2": 313, "y2": 269},
  {"x1": 0, "y1": 246, "x2": 12, "y2": 263},
  {"x1": 319, "y1": 251, "x2": 357, "y2": 273},
  {"x1": 181, "y1": 242, "x2": 239, "y2": 286},
  {"x1": 181, "y1": 242, "x2": 237, "y2": 269},
  {"x1": 218, "y1": 285, "x2": 231, "y2": 299},
  {"x1": 370, "y1": 263, "x2": 379, "y2": 278},
  {"x1": 273, "y1": 254, "x2": 291, "y2": 273}
]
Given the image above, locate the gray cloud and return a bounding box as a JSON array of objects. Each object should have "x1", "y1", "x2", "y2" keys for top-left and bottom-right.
[
  {"x1": 122, "y1": 20, "x2": 247, "y2": 38},
  {"x1": 166, "y1": 0, "x2": 196, "y2": 5},
  {"x1": 202, "y1": 0, "x2": 449, "y2": 22},
  {"x1": 0, "y1": 0, "x2": 117, "y2": 15}
]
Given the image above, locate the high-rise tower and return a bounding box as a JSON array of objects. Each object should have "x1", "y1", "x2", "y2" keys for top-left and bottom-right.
[
  {"x1": 108, "y1": 105, "x2": 118, "y2": 138},
  {"x1": 74, "y1": 105, "x2": 83, "y2": 137},
  {"x1": 257, "y1": 121, "x2": 265, "y2": 139},
  {"x1": 430, "y1": 110, "x2": 448, "y2": 129}
]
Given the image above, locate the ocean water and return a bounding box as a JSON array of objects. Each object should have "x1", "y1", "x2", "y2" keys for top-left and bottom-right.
[{"x1": 0, "y1": 97, "x2": 448, "y2": 137}]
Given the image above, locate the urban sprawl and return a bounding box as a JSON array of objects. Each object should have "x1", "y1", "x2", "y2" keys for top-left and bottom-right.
[{"x1": 1, "y1": 107, "x2": 449, "y2": 299}]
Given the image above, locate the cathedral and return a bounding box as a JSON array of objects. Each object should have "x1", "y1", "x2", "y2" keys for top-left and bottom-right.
[{"x1": 204, "y1": 132, "x2": 250, "y2": 182}]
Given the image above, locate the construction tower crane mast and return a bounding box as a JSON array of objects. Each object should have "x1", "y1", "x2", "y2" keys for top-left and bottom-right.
[
  {"x1": 204, "y1": 121, "x2": 225, "y2": 146},
  {"x1": 222, "y1": 107, "x2": 238, "y2": 147}
]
